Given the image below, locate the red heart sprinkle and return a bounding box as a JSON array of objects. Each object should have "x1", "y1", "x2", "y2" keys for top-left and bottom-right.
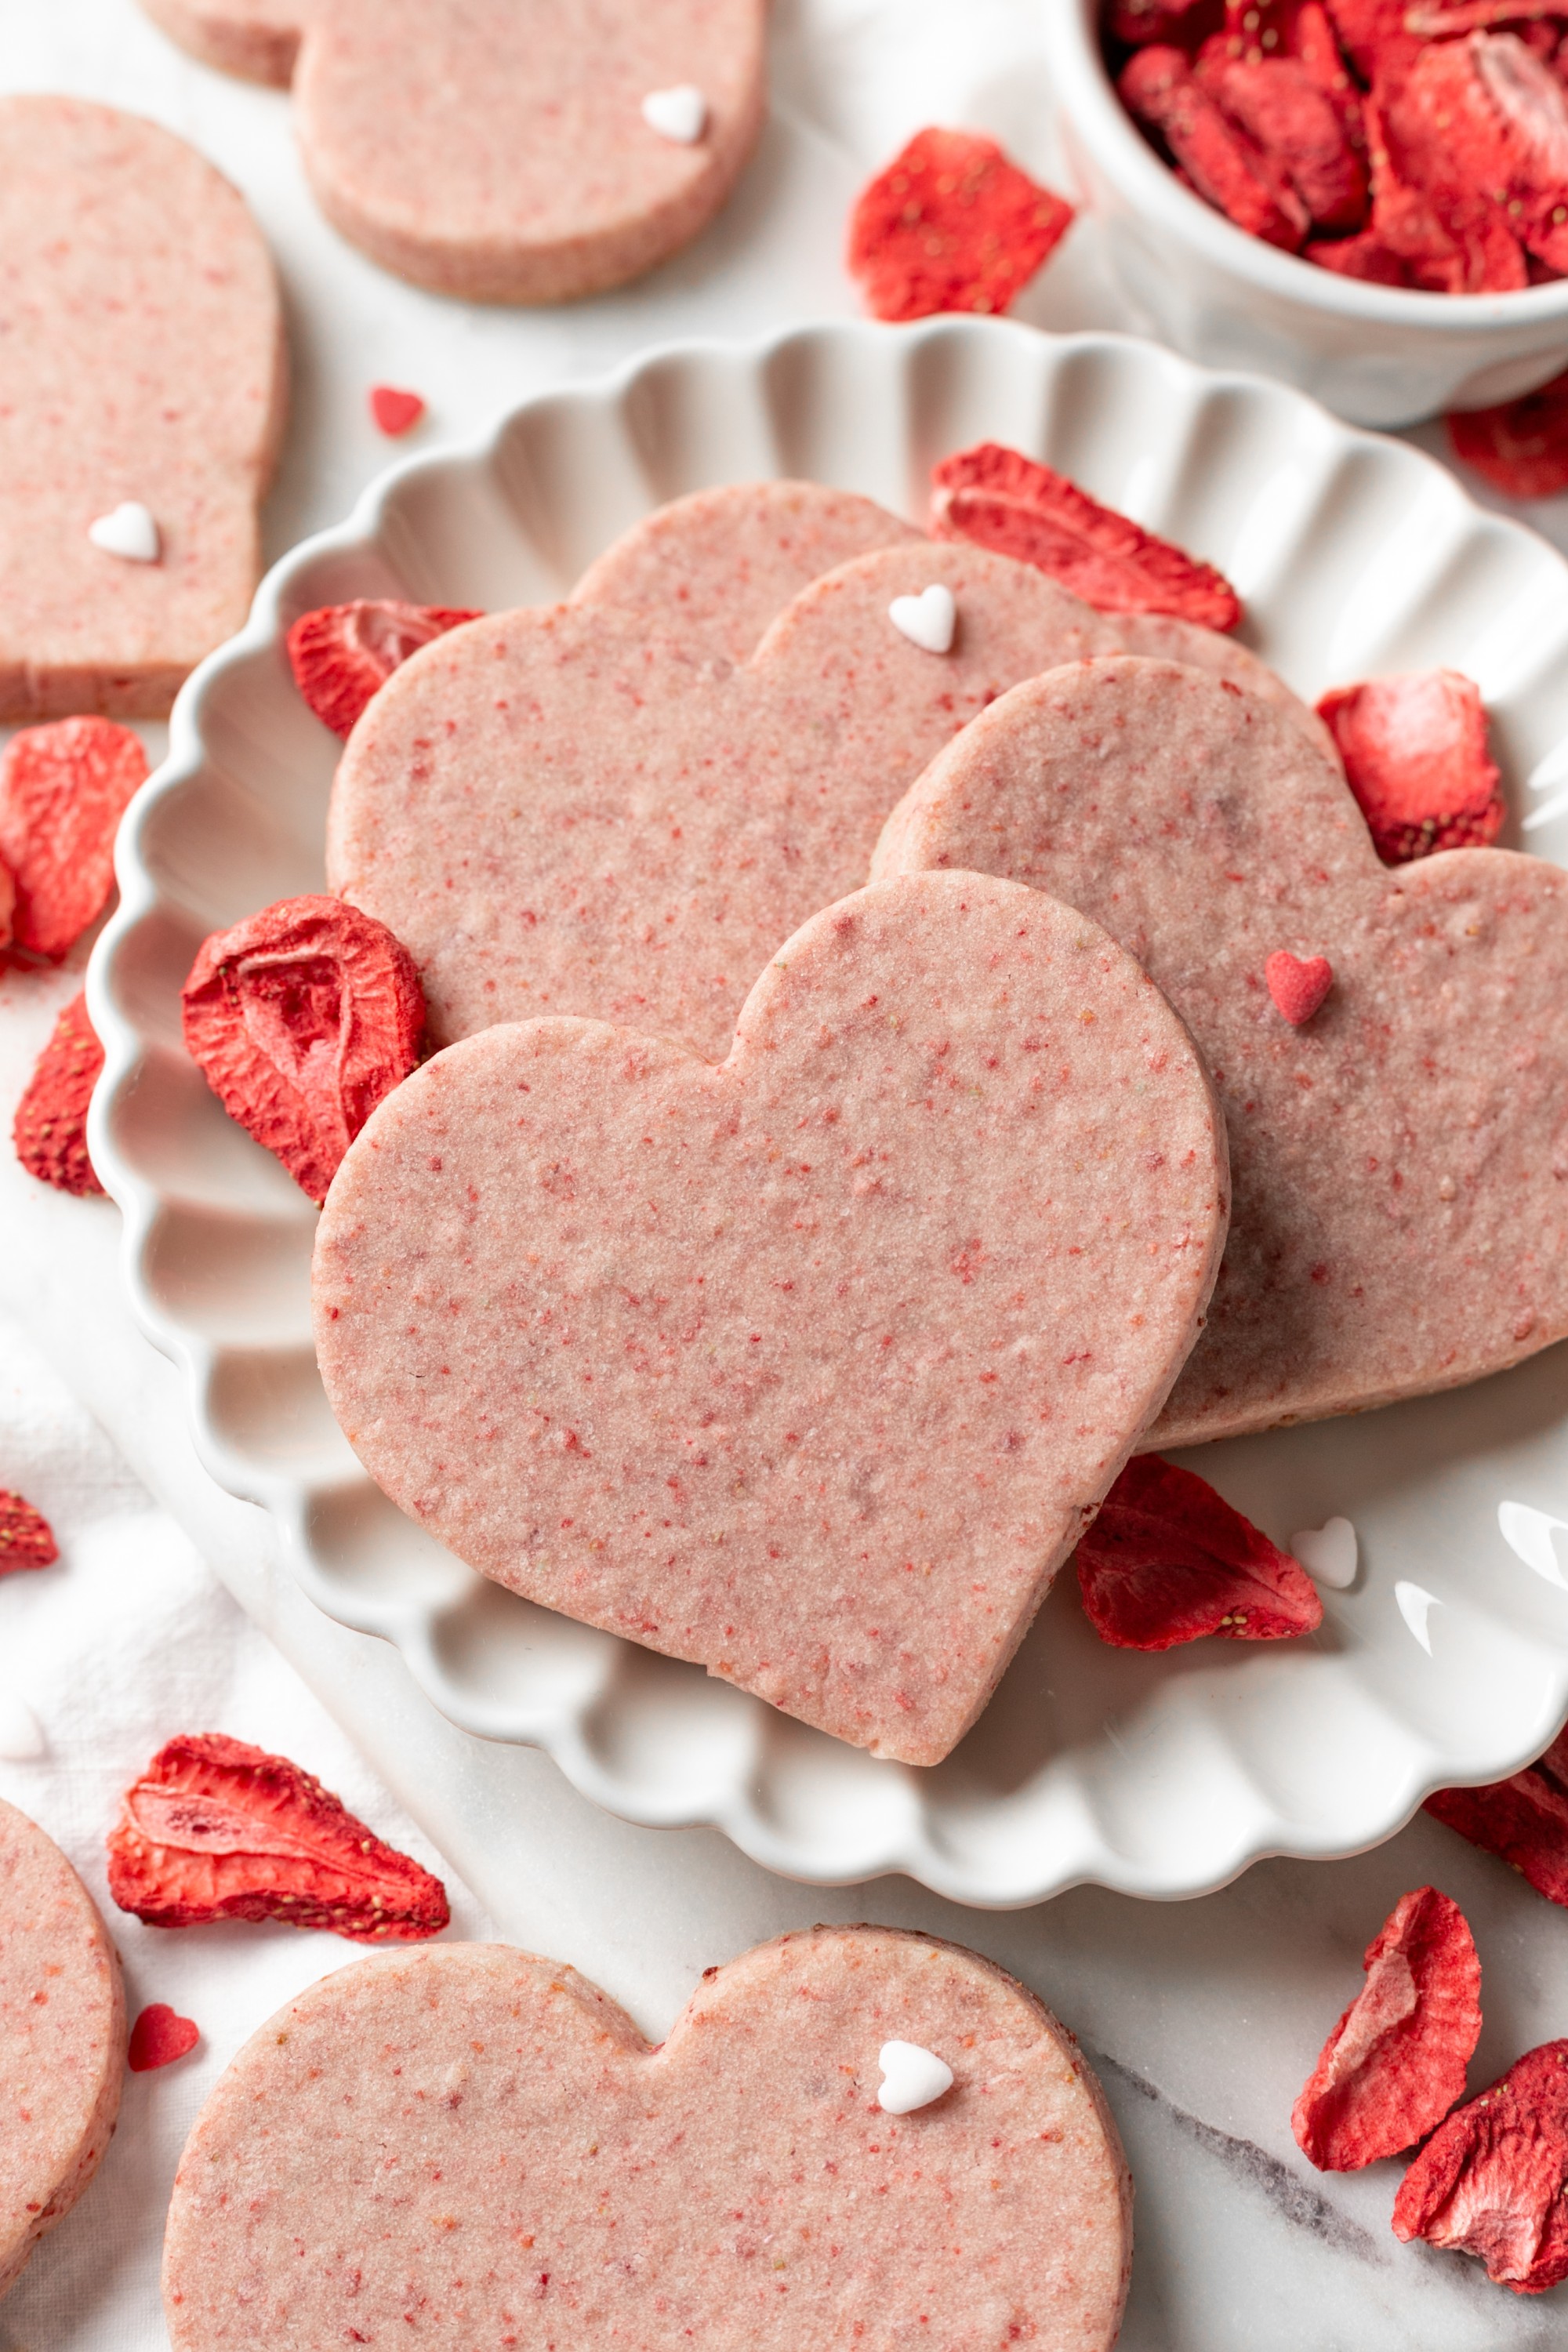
[
  {"x1": 1266, "y1": 949, "x2": 1333, "y2": 1025},
  {"x1": 369, "y1": 385, "x2": 425, "y2": 437},
  {"x1": 129, "y1": 2002, "x2": 198, "y2": 2072}
]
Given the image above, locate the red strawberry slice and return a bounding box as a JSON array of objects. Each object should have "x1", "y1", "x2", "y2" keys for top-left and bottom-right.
[{"x1": 286, "y1": 600, "x2": 481, "y2": 739}]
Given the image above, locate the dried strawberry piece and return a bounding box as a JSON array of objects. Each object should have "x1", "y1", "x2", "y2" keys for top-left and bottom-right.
[
  {"x1": 287, "y1": 599, "x2": 481, "y2": 739},
  {"x1": 0, "y1": 1490, "x2": 58, "y2": 1574},
  {"x1": 181, "y1": 895, "x2": 425, "y2": 1205},
  {"x1": 1292, "y1": 1887, "x2": 1481, "y2": 2170},
  {"x1": 1307, "y1": 227, "x2": 1412, "y2": 280},
  {"x1": 1449, "y1": 366, "x2": 1568, "y2": 500},
  {"x1": 1392, "y1": 2040, "x2": 1568, "y2": 2293},
  {"x1": 1290, "y1": 0, "x2": 1366, "y2": 127},
  {"x1": 107, "y1": 1732, "x2": 450, "y2": 1943},
  {"x1": 931, "y1": 441, "x2": 1243, "y2": 628},
  {"x1": 1316, "y1": 671, "x2": 1504, "y2": 865},
  {"x1": 1108, "y1": 0, "x2": 1223, "y2": 49},
  {"x1": 1406, "y1": 0, "x2": 1564, "y2": 31},
  {"x1": 1368, "y1": 85, "x2": 1530, "y2": 294},
  {"x1": 846, "y1": 128, "x2": 1076, "y2": 324},
  {"x1": 1390, "y1": 34, "x2": 1568, "y2": 277},
  {"x1": 1120, "y1": 45, "x2": 1312, "y2": 246},
  {"x1": 1322, "y1": 0, "x2": 1420, "y2": 82},
  {"x1": 13, "y1": 992, "x2": 105, "y2": 1198},
  {"x1": 1196, "y1": 53, "x2": 1368, "y2": 228},
  {"x1": 1425, "y1": 1725, "x2": 1568, "y2": 1907},
  {"x1": 1076, "y1": 1454, "x2": 1324, "y2": 1650},
  {"x1": 128, "y1": 2003, "x2": 198, "y2": 2072},
  {"x1": 0, "y1": 718, "x2": 148, "y2": 962}
]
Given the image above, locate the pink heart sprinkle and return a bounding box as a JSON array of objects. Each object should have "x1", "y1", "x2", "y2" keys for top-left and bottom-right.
[
  {"x1": 369, "y1": 385, "x2": 426, "y2": 437},
  {"x1": 1265, "y1": 950, "x2": 1333, "y2": 1026},
  {"x1": 129, "y1": 2002, "x2": 199, "y2": 2072}
]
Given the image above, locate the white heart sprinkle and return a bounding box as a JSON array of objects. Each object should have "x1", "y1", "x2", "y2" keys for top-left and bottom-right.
[
  {"x1": 1395, "y1": 1579, "x2": 1442, "y2": 1656},
  {"x1": 1290, "y1": 1516, "x2": 1358, "y2": 1591},
  {"x1": 641, "y1": 85, "x2": 708, "y2": 143},
  {"x1": 0, "y1": 1695, "x2": 45, "y2": 1762},
  {"x1": 889, "y1": 584, "x2": 956, "y2": 655},
  {"x1": 877, "y1": 2039, "x2": 953, "y2": 2114},
  {"x1": 88, "y1": 501, "x2": 161, "y2": 564}
]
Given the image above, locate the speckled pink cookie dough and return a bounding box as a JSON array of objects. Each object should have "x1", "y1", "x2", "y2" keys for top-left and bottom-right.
[
  {"x1": 163, "y1": 1924, "x2": 1132, "y2": 2351},
  {"x1": 0, "y1": 1797, "x2": 125, "y2": 2300},
  {"x1": 0, "y1": 96, "x2": 285, "y2": 720},
  {"x1": 328, "y1": 540, "x2": 1120, "y2": 1061},
  {"x1": 314, "y1": 871, "x2": 1226, "y2": 1762},
  {"x1": 572, "y1": 481, "x2": 921, "y2": 662},
  {"x1": 1112, "y1": 612, "x2": 1340, "y2": 763},
  {"x1": 291, "y1": 0, "x2": 767, "y2": 301},
  {"x1": 138, "y1": 0, "x2": 305, "y2": 82},
  {"x1": 877, "y1": 654, "x2": 1568, "y2": 1444}
]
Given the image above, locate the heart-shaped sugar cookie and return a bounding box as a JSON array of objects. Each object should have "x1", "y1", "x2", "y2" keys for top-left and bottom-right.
[
  {"x1": 569, "y1": 480, "x2": 920, "y2": 663},
  {"x1": 162, "y1": 1926, "x2": 1132, "y2": 2350},
  {"x1": 138, "y1": 0, "x2": 303, "y2": 82},
  {"x1": 314, "y1": 872, "x2": 1227, "y2": 1762},
  {"x1": 1, "y1": 1797, "x2": 125, "y2": 2297},
  {"x1": 328, "y1": 542, "x2": 1120, "y2": 1062},
  {"x1": 143, "y1": 0, "x2": 768, "y2": 301},
  {"x1": 877, "y1": 654, "x2": 1568, "y2": 1444},
  {"x1": 0, "y1": 97, "x2": 284, "y2": 719}
]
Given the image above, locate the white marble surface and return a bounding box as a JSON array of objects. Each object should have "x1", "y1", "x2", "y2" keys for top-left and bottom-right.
[{"x1": 2, "y1": 0, "x2": 1568, "y2": 2344}]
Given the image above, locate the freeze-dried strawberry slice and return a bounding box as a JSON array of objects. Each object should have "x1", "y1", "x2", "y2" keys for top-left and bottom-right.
[
  {"x1": 1292, "y1": 1887, "x2": 1481, "y2": 2170},
  {"x1": 1290, "y1": 0, "x2": 1365, "y2": 122},
  {"x1": 1448, "y1": 367, "x2": 1568, "y2": 501},
  {"x1": 1390, "y1": 34, "x2": 1568, "y2": 277},
  {"x1": 13, "y1": 992, "x2": 105, "y2": 1198},
  {"x1": 846, "y1": 128, "x2": 1076, "y2": 323},
  {"x1": 1308, "y1": 227, "x2": 1410, "y2": 281},
  {"x1": 1406, "y1": 0, "x2": 1564, "y2": 30},
  {"x1": 1322, "y1": 0, "x2": 1419, "y2": 82},
  {"x1": 1425, "y1": 1726, "x2": 1568, "y2": 1907},
  {"x1": 181, "y1": 895, "x2": 425, "y2": 1205},
  {"x1": 1316, "y1": 671, "x2": 1504, "y2": 865},
  {"x1": 287, "y1": 599, "x2": 481, "y2": 739},
  {"x1": 1196, "y1": 53, "x2": 1368, "y2": 229},
  {"x1": 1075, "y1": 1454, "x2": 1323, "y2": 1650},
  {"x1": 1368, "y1": 85, "x2": 1530, "y2": 294},
  {"x1": 0, "y1": 718, "x2": 147, "y2": 962},
  {"x1": 107, "y1": 1732, "x2": 450, "y2": 1942},
  {"x1": 0, "y1": 1490, "x2": 58, "y2": 1573},
  {"x1": 1108, "y1": 0, "x2": 1221, "y2": 49},
  {"x1": 1120, "y1": 45, "x2": 1311, "y2": 246},
  {"x1": 1392, "y1": 2040, "x2": 1568, "y2": 2293},
  {"x1": 931, "y1": 441, "x2": 1243, "y2": 627},
  {"x1": 128, "y1": 2003, "x2": 198, "y2": 2072}
]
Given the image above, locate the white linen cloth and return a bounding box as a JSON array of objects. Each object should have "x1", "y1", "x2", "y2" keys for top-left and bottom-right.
[{"x1": 0, "y1": 2, "x2": 1565, "y2": 2347}]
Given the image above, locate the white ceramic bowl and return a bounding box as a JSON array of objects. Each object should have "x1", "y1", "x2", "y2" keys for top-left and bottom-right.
[
  {"x1": 1044, "y1": 0, "x2": 1568, "y2": 428},
  {"x1": 89, "y1": 318, "x2": 1568, "y2": 1907}
]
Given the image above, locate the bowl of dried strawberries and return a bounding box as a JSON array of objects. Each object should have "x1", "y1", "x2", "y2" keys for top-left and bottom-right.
[{"x1": 1044, "y1": 0, "x2": 1568, "y2": 427}]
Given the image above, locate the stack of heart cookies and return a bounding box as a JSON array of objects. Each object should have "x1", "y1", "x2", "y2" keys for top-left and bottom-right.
[{"x1": 296, "y1": 474, "x2": 1568, "y2": 1770}]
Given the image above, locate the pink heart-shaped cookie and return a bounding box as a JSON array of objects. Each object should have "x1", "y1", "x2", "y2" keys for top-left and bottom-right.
[
  {"x1": 328, "y1": 541, "x2": 1120, "y2": 1062},
  {"x1": 570, "y1": 480, "x2": 921, "y2": 663},
  {"x1": 877, "y1": 654, "x2": 1568, "y2": 1443},
  {"x1": 1, "y1": 1797, "x2": 125, "y2": 2297},
  {"x1": 138, "y1": 0, "x2": 303, "y2": 82},
  {"x1": 162, "y1": 1926, "x2": 1133, "y2": 2350},
  {"x1": 143, "y1": 0, "x2": 768, "y2": 301},
  {"x1": 0, "y1": 97, "x2": 284, "y2": 719},
  {"x1": 314, "y1": 872, "x2": 1227, "y2": 1762}
]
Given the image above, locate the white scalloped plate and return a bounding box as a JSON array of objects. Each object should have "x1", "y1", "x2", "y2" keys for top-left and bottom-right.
[{"x1": 89, "y1": 318, "x2": 1568, "y2": 1907}]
